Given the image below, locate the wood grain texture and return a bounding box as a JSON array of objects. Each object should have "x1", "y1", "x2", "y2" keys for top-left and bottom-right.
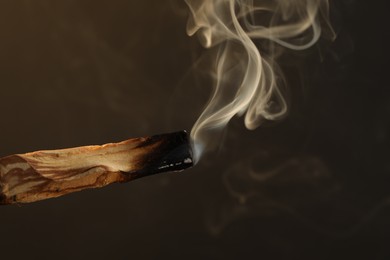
[{"x1": 0, "y1": 131, "x2": 193, "y2": 204}]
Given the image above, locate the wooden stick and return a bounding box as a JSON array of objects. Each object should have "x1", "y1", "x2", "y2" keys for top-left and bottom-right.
[{"x1": 0, "y1": 131, "x2": 193, "y2": 205}]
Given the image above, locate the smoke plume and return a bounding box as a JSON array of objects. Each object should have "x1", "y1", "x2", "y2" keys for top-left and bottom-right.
[{"x1": 185, "y1": 0, "x2": 334, "y2": 162}]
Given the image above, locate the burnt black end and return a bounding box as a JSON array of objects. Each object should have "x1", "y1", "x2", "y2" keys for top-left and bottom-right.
[{"x1": 134, "y1": 131, "x2": 193, "y2": 177}]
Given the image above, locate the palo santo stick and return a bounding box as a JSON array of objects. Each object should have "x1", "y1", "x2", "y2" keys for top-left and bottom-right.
[{"x1": 0, "y1": 131, "x2": 193, "y2": 205}]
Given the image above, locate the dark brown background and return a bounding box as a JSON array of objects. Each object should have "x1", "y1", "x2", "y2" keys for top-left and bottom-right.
[{"x1": 1, "y1": 0, "x2": 389, "y2": 259}]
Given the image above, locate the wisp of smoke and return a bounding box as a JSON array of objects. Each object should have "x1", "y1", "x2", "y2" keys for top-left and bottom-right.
[{"x1": 185, "y1": 0, "x2": 334, "y2": 162}]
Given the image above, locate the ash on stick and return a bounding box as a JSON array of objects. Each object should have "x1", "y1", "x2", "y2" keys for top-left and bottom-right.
[{"x1": 0, "y1": 131, "x2": 193, "y2": 205}]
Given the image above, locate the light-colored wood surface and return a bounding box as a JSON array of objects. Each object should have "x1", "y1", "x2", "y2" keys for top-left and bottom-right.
[{"x1": 0, "y1": 132, "x2": 193, "y2": 204}]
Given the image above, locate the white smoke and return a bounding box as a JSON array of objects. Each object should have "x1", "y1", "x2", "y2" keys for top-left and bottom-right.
[{"x1": 185, "y1": 0, "x2": 334, "y2": 162}]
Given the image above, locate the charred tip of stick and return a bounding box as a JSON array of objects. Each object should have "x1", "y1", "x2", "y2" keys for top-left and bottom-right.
[{"x1": 133, "y1": 131, "x2": 193, "y2": 177}]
